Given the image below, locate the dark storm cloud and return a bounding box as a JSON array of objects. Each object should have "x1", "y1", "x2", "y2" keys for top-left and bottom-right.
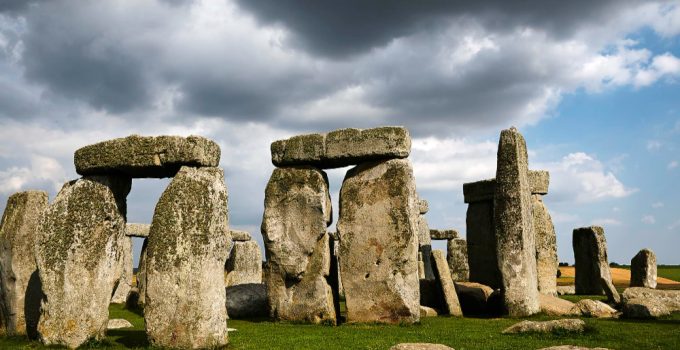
[{"x1": 234, "y1": 0, "x2": 632, "y2": 58}]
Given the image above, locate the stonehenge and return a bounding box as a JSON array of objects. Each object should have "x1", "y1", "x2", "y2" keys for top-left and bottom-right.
[
  {"x1": 447, "y1": 238, "x2": 469, "y2": 282},
  {"x1": 226, "y1": 230, "x2": 263, "y2": 286},
  {"x1": 630, "y1": 248, "x2": 656, "y2": 288},
  {"x1": 572, "y1": 226, "x2": 620, "y2": 303}
]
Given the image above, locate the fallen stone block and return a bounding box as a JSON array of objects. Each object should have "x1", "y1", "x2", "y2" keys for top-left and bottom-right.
[
  {"x1": 622, "y1": 287, "x2": 680, "y2": 319},
  {"x1": 432, "y1": 250, "x2": 463, "y2": 317},
  {"x1": 454, "y1": 282, "x2": 495, "y2": 315},
  {"x1": 557, "y1": 285, "x2": 575, "y2": 295},
  {"x1": 419, "y1": 306, "x2": 438, "y2": 317},
  {"x1": 107, "y1": 319, "x2": 133, "y2": 330},
  {"x1": 570, "y1": 299, "x2": 617, "y2": 318},
  {"x1": 75, "y1": 135, "x2": 220, "y2": 178},
  {"x1": 538, "y1": 294, "x2": 578, "y2": 316},
  {"x1": 225, "y1": 283, "x2": 269, "y2": 319},
  {"x1": 502, "y1": 319, "x2": 585, "y2": 334}
]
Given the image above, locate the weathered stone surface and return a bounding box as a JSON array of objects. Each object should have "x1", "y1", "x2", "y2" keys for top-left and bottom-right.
[
  {"x1": 418, "y1": 213, "x2": 434, "y2": 280},
  {"x1": 135, "y1": 239, "x2": 148, "y2": 306},
  {"x1": 622, "y1": 287, "x2": 680, "y2": 318},
  {"x1": 447, "y1": 238, "x2": 469, "y2": 282},
  {"x1": 125, "y1": 288, "x2": 140, "y2": 310},
  {"x1": 35, "y1": 176, "x2": 130, "y2": 348},
  {"x1": 418, "y1": 199, "x2": 429, "y2": 214},
  {"x1": 570, "y1": 299, "x2": 617, "y2": 318},
  {"x1": 225, "y1": 283, "x2": 268, "y2": 319},
  {"x1": 390, "y1": 343, "x2": 454, "y2": 350},
  {"x1": 453, "y1": 282, "x2": 495, "y2": 315},
  {"x1": 262, "y1": 166, "x2": 336, "y2": 324},
  {"x1": 557, "y1": 285, "x2": 575, "y2": 295},
  {"x1": 0, "y1": 191, "x2": 47, "y2": 337},
  {"x1": 630, "y1": 248, "x2": 657, "y2": 288},
  {"x1": 271, "y1": 126, "x2": 411, "y2": 168},
  {"x1": 230, "y1": 229, "x2": 252, "y2": 242},
  {"x1": 538, "y1": 346, "x2": 612, "y2": 350},
  {"x1": 226, "y1": 240, "x2": 263, "y2": 286},
  {"x1": 432, "y1": 250, "x2": 463, "y2": 316},
  {"x1": 529, "y1": 170, "x2": 549, "y2": 195},
  {"x1": 463, "y1": 179, "x2": 495, "y2": 203},
  {"x1": 502, "y1": 319, "x2": 585, "y2": 334},
  {"x1": 145, "y1": 166, "x2": 231, "y2": 349},
  {"x1": 601, "y1": 276, "x2": 621, "y2": 305},
  {"x1": 107, "y1": 319, "x2": 133, "y2": 329},
  {"x1": 338, "y1": 159, "x2": 420, "y2": 324},
  {"x1": 573, "y1": 226, "x2": 618, "y2": 303},
  {"x1": 466, "y1": 201, "x2": 501, "y2": 289},
  {"x1": 430, "y1": 229, "x2": 458, "y2": 240},
  {"x1": 419, "y1": 305, "x2": 438, "y2": 317},
  {"x1": 539, "y1": 294, "x2": 578, "y2": 316},
  {"x1": 75, "y1": 135, "x2": 220, "y2": 178},
  {"x1": 493, "y1": 127, "x2": 539, "y2": 317},
  {"x1": 125, "y1": 223, "x2": 149, "y2": 237},
  {"x1": 533, "y1": 194, "x2": 557, "y2": 296},
  {"x1": 110, "y1": 236, "x2": 133, "y2": 304}
]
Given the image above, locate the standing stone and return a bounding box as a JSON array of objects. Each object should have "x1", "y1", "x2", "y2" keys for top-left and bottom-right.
[
  {"x1": 447, "y1": 238, "x2": 469, "y2": 282},
  {"x1": 463, "y1": 178, "x2": 501, "y2": 289},
  {"x1": 135, "y1": 238, "x2": 148, "y2": 306},
  {"x1": 35, "y1": 176, "x2": 130, "y2": 348},
  {"x1": 338, "y1": 159, "x2": 420, "y2": 324},
  {"x1": 493, "y1": 127, "x2": 539, "y2": 316},
  {"x1": 0, "y1": 191, "x2": 48, "y2": 337},
  {"x1": 261, "y1": 166, "x2": 336, "y2": 324},
  {"x1": 533, "y1": 192, "x2": 558, "y2": 296},
  {"x1": 226, "y1": 240, "x2": 263, "y2": 286},
  {"x1": 417, "y1": 199, "x2": 434, "y2": 280},
  {"x1": 145, "y1": 166, "x2": 231, "y2": 349},
  {"x1": 431, "y1": 250, "x2": 463, "y2": 316},
  {"x1": 630, "y1": 248, "x2": 657, "y2": 288},
  {"x1": 111, "y1": 236, "x2": 133, "y2": 304},
  {"x1": 572, "y1": 226, "x2": 619, "y2": 304}
]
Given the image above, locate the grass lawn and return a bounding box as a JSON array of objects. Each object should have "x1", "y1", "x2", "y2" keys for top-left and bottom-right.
[{"x1": 2, "y1": 304, "x2": 680, "y2": 349}]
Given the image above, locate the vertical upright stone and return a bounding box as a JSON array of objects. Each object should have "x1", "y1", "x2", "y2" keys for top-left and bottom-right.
[
  {"x1": 226, "y1": 239, "x2": 263, "y2": 286},
  {"x1": 145, "y1": 166, "x2": 231, "y2": 349},
  {"x1": 630, "y1": 248, "x2": 657, "y2": 288},
  {"x1": 417, "y1": 199, "x2": 434, "y2": 280},
  {"x1": 111, "y1": 236, "x2": 133, "y2": 304},
  {"x1": 0, "y1": 191, "x2": 48, "y2": 337},
  {"x1": 463, "y1": 179, "x2": 501, "y2": 289},
  {"x1": 447, "y1": 238, "x2": 469, "y2": 282},
  {"x1": 573, "y1": 226, "x2": 620, "y2": 303},
  {"x1": 493, "y1": 127, "x2": 539, "y2": 316},
  {"x1": 431, "y1": 250, "x2": 463, "y2": 316},
  {"x1": 261, "y1": 166, "x2": 336, "y2": 324},
  {"x1": 532, "y1": 193, "x2": 558, "y2": 296},
  {"x1": 35, "y1": 176, "x2": 130, "y2": 348},
  {"x1": 135, "y1": 238, "x2": 148, "y2": 306},
  {"x1": 338, "y1": 159, "x2": 420, "y2": 324}
]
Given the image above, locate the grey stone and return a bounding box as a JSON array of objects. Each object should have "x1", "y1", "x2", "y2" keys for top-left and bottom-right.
[
  {"x1": 493, "y1": 127, "x2": 539, "y2": 316},
  {"x1": 570, "y1": 299, "x2": 617, "y2": 318},
  {"x1": 431, "y1": 250, "x2": 463, "y2": 316},
  {"x1": 622, "y1": 298, "x2": 670, "y2": 319},
  {"x1": 630, "y1": 248, "x2": 657, "y2": 288},
  {"x1": 125, "y1": 288, "x2": 140, "y2": 310},
  {"x1": 226, "y1": 240, "x2": 263, "y2": 286},
  {"x1": 75, "y1": 135, "x2": 220, "y2": 178},
  {"x1": 135, "y1": 239, "x2": 148, "y2": 306},
  {"x1": 465, "y1": 201, "x2": 502, "y2": 289},
  {"x1": 430, "y1": 229, "x2": 458, "y2": 240},
  {"x1": 271, "y1": 126, "x2": 411, "y2": 168},
  {"x1": 453, "y1": 282, "x2": 495, "y2": 315},
  {"x1": 35, "y1": 176, "x2": 130, "y2": 348},
  {"x1": 529, "y1": 170, "x2": 549, "y2": 195},
  {"x1": 538, "y1": 293, "x2": 578, "y2": 316},
  {"x1": 622, "y1": 287, "x2": 680, "y2": 319},
  {"x1": 0, "y1": 191, "x2": 47, "y2": 337},
  {"x1": 145, "y1": 166, "x2": 231, "y2": 349},
  {"x1": 573, "y1": 226, "x2": 619, "y2": 304},
  {"x1": 462, "y1": 178, "x2": 495, "y2": 203},
  {"x1": 390, "y1": 344, "x2": 454, "y2": 350},
  {"x1": 502, "y1": 319, "x2": 585, "y2": 334},
  {"x1": 418, "y1": 213, "x2": 434, "y2": 280},
  {"x1": 419, "y1": 305, "x2": 438, "y2": 317},
  {"x1": 418, "y1": 199, "x2": 429, "y2": 214},
  {"x1": 125, "y1": 223, "x2": 149, "y2": 237},
  {"x1": 230, "y1": 229, "x2": 252, "y2": 242},
  {"x1": 106, "y1": 319, "x2": 133, "y2": 329},
  {"x1": 262, "y1": 166, "x2": 336, "y2": 324},
  {"x1": 338, "y1": 159, "x2": 420, "y2": 324},
  {"x1": 110, "y1": 236, "x2": 133, "y2": 304},
  {"x1": 557, "y1": 285, "x2": 575, "y2": 295},
  {"x1": 446, "y1": 238, "x2": 469, "y2": 282},
  {"x1": 225, "y1": 283, "x2": 268, "y2": 319},
  {"x1": 533, "y1": 194, "x2": 557, "y2": 296}
]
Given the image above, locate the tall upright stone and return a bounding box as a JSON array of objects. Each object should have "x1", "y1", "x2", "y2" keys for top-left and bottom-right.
[
  {"x1": 226, "y1": 234, "x2": 263, "y2": 287},
  {"x1": 261, "y1": 166, "x2": 336, "y2": 324},
  {"x1": 338, "y1": 159, "x2": 420, "y2": 324},
  {"x1": 493, "y1": 127, "x2": 539, "y2": 316},
  {"x1": 630, "y1": 248, "x2": 657, "y2": 288},
  {"x1": 573, "y1": 226, "x2": 619, "y2": 303},
  {"x1": 35, "y1": 176, "x2": 130, "y2": 348},
  {"x1": 135, "y1": 238, "x2": 148, "y2": 306},
  {"x1": 447, "y1": 238, "x2": 469, "y2": 282},
  {"x1": 532, "y1": 189, "x2": 558, "y2": 295},
  {"x1": 0, "y1": 191, "x2": 48, "y2": 337},
  {"x1": 145, "y1": 166, "x2": 231, "y2": 349},
  {"x1": 111, "y1": 236, "x2": 133, "y2": 304},
  {"x1": 417, "y1": 199, "x2": 434, "y2": 280},
  {"x1": 463, "y1": 179, "x2": 501, "y2": 289}
]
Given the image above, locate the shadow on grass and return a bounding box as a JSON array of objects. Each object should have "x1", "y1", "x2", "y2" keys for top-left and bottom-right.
[{"x1": 107, "y1": 330, "x2": 149, "y2": 348}]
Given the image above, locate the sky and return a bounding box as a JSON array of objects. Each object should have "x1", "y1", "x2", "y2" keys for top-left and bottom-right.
[{"x1": 0, "y1": 0, "x2": 679, "y2": 266}]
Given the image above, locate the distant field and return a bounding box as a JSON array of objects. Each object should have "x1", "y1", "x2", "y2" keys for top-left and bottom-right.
[{"x1": 558, "y1": 266, "x2": 680, "y2": 289}]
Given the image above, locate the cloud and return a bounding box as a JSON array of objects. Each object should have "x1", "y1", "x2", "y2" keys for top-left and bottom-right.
[
  {"x1": 652, "y1": 202, "x2": 664, "y2": 208},
  {"x1": 669, "y1": 220, "x2": 680, "y2": 231},
  {"x1": 551, "y1": 211, "x2": 580, "y2": 224},
  {"x1": 0, "y1": 155, "x2": 67, "y2": 194},
  {"x1": 591, "y1": 218, "x2": 622, "y2": 226},
  {"x1": 646, "y1": 140, "x2": 662, "y2": 151},
  {"x1": 537, "y1": 152, "x2": 637, "y2": 203},
  {"x1": 641, "y1": 215, "x2": 656, "y2": 224},
  {"x1": 668, "y1": 160, "x2": 679, "y2": 169}
]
